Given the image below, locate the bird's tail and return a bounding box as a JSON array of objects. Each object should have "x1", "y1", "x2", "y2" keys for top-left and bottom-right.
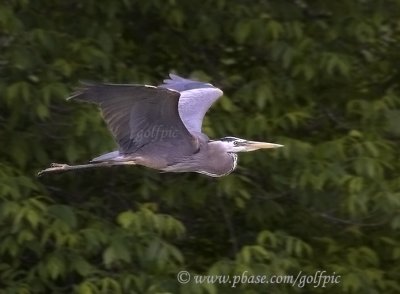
[{"x1": 90, "y1": 151, "x2": 120, "y2": 162}]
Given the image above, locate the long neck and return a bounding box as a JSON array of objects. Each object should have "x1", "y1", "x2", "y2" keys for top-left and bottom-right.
[
  {"x1": 228, "y1": 153, "x2": 238, "y2": 174},
  {"x1": 196, "y1": 142, "x2": 238, "y2": 177},
  {"x1": 197, "y1": 152, "x2": 237, "y2": 177}
]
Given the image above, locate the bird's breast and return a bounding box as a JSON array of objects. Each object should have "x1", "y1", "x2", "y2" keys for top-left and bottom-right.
[{"x1": 197, "y1": 152, "x2": 237, "y2": 177}]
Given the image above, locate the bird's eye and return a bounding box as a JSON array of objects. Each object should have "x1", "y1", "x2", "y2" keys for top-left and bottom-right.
[{"x1": 233, "y1": 141, "x2": 239, "y2": 146}]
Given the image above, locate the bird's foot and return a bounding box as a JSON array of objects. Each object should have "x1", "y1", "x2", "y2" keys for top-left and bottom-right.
[
  {"x1": 50, "y1": 163, "x2": 70, "y2": 168},
  {"x1": 37, "y1": 163, "x2": 70, "y2": 176}
]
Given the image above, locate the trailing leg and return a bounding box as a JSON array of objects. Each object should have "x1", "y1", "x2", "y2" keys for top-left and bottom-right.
[{"x1": 37, "y1": 161, "x2": 136, "y2": 176}]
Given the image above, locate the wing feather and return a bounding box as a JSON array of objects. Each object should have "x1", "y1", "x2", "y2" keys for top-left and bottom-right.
[
  {"x1": 69, "y1": 83, "x2": 198, "y2": 156},
  {"x1": 159, "y1": 74, "x2": 223, "y2": 133}
]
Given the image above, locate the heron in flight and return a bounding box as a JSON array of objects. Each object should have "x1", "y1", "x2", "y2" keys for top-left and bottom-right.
[{"x1": 39, "y1": 74, "x2": 282, "y2": 177}]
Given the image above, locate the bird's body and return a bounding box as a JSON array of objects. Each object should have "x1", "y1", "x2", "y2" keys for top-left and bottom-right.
[{"x1": 39, "y1": 74, "x2": 282, "y2": 177}]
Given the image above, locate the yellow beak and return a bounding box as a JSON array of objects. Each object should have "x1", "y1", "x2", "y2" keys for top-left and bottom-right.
[{"x1": 244, "y1": 141, "x2": 284, "y2": 151}]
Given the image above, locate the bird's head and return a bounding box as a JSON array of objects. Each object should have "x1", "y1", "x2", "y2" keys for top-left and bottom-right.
[{"x1": 215, "y1": 136, "x2": 283, "y2": 153}]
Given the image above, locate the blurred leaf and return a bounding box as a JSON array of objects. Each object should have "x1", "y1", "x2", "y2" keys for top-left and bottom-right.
[{"x1": 48, "y1": 205, "x2": 77, "y2": 228}]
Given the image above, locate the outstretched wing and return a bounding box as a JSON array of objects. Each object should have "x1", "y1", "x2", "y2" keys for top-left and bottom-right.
[
  {"x1": 69, "y1": 83, "x2": 198, "y2": 156},
  {"x1": 159, "y1": 74, "x2": 223, "y2": 133}
]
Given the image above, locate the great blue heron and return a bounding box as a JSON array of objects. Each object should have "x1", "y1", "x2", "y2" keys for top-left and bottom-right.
[{"x1": 38, "y1": 74, "x2": 282, "y2": 177}]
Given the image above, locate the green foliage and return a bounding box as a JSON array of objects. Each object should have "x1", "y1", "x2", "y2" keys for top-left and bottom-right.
[{"x1": 1, "y1": 0, "x2": 400, "y2": 293}]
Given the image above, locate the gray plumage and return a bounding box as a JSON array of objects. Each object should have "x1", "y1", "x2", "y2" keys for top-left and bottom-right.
[{"x1": 38, "y1": 74, "x2": 282, "y2": 177}]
